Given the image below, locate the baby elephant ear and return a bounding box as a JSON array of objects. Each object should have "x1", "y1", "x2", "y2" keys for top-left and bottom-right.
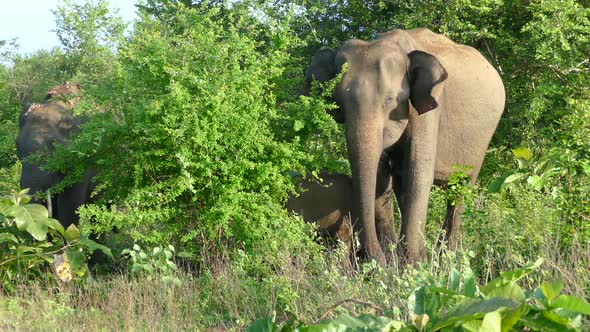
[{"x1": 408, "y1": 50, "x2": 448, "y2": 114}]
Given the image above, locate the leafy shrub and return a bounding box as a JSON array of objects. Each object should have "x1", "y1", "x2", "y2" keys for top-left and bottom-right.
[
  {"x1": 247, "y1": 258, "x2": 590, "y2": 331},
  {"x1": 121, "y1": 244, "x2": 185, "y2": 286},
  {"x1": 43, "y1": 2, "x2": 328, "y2": 276},
  {"x1": 0, "y1": 189, "x2": 112, "y2": 292}
]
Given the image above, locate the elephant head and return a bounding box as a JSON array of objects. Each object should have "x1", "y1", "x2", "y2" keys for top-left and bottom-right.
[
  {"x1": 44, "y1": 81, "x2": 82, "y2": 110},
  {"x1": 307, "y1": 32, "x2": 448, "y2": 264}
]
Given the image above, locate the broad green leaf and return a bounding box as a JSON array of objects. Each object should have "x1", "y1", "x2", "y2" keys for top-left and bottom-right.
[
  {"x1": 382, "y1": 320, "x2": 412, "y2": 332},
  {"x1": 245, "y1": 317, "x2": 278, "y2": 332},
  {"x1": 484, "y1": 281, "x2": 525, "y2": 302},
  {"x1": 461, "y1": 320, "x2": 482, "y2": 332},
  {"x1": 551, "y1": 295, "x2": 590, "y2": 315},
  {"x1": 408, "y1": 286, "x2": 440, "y2": 319},
  {"x1": 541, "y1": 280, "x2": 564, "y2": 303},
  {"x1": 0, "y1": 232, "x2": 18, "y2": 244},
  {"x1": 503, "y1": 172, "x2": 526, "y2": 184},
  {"x1": 64, "y1": 224, "x2": 81, "y2": 242},
  {"x1": 499, "y1": 258, "x2": 544, "y2": 282},
  {"x1": 526, "y1": 175, "x2": 545, "y2": 190},
  {"x1": 46, "y1": 218, "x2": 65, "y2": 234},
  {"x1": 296, "y1": 323, "x2": 347, "y2": 332},
  {"x1": 512, "y1": 147, "x2": 532, "y2": 168},
  {"x1": 306, "y1": 314, "x2": 394, "y2": 331},
  {"x1": 463, "y1": 267, "x2": 476, "y2": 297},
  {"x1": 16, "y1": 245, "x2": 41, "y2": 255},
  {"x1": 427, "y1": 287, "x2": 461, "y2": 296},
  {"x1": 487, "y1": 172, "x2": 514, "y2": 193},
  {"x1": 6, "y1": 204, "x2": 53, "y2": 241},
  {"x1": 433, "y1": 298, "x2": 519, "y2": 330},
  {"x1": 542, "y1": 310, "x2": 581, "y2": 328},
  {"x1": 65, "y1": 249, "x2": 87, "y2": 276},
  {"x1": 78, "y1": 238, "x2": 113, "y2": 258},
  {"x1": 501, "y1": 304, "x2": 527, "y2": 332},
  {"x1": 519, "y1": 314, "x2": 576, "y2": 332},
  {"x1": 480, "y1": 311, "x2": 501, "y2": 332}
]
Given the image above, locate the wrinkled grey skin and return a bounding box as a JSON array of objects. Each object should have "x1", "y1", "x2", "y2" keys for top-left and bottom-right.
[
  {"x1": 16, "y1": 82, "x2": 95, "y2": 229},
  {"x1": 287, "y1": 171, "x2": 355, "y2": 271},
  {"x1": 306, "y1": 28, "x2": 505, "y2": 265}
]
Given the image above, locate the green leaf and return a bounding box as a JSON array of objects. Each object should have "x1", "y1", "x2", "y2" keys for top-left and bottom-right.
[
  {"x1": 480, "y1": 310, "x2": 501, "y2": 332},
  {"x1": 428, "y1": 287, "x2": 461, "y2": 296},
  {"x1": 542, "y1": 310, "x2": 581, "y2": 328},
  {"x1": 460, "y1": 320, "x2": 482, "y2": 332},
  {"x1": 519, "y1": 314, "x2": 576, "y2": 331},
  {"x1": 482, "y1": 259, "x2": 544, "y2": 295},
  {"x1": 408, "y1": 286, "x2": 440, "y2": 319},
  {"x1": 64, "y1": 224, "x2": 81, "y2": 242},
  {"x1": 65, "y1": 249, "x2": 87, "y2": 275},
  {"x1": 484, "y1": 281, "x2": 525, "y2": 302},
  {"x1": 541, "y1": 280, "x2": 564, "y2": 303},
  {"x1": 463, "y1": 267, "x2": 476, "y2": 297},
  {"x1": 78, "y1": 238, "x2": 113, "y2": 258},
  {"x1": 503, "y1": 172, "x2": 526, "y2": 184},
  {"x1": 433, "y1": 298, "x2": 519, "y2": 330},
  {"x1": 551, "y1": 295, "x2": 590, "y2": 315},
  {"x1": 512, "y1": 147, "x2": 532, "y2": 168},
  {"x1": 526, "y1": 175, "x2": 545, "y2": 190},
  {"x1": 0, "y1": 232, "x2": 18, "y2": 244},
  {"x1": 6, "y1": 204, "x2": 55, "y2": 241},
  {"x1": 46, "y1": 218, "x2": 65, "y2": 234},
  {"x1": 245, "y1": 317, "x2": 278, "y2": 332},
  {"x1": 487, "y1": 172, "x2": 513, "y2": 193},
  {"x1": 500, "y1": 258, "x2": 544, "y2": 282}
]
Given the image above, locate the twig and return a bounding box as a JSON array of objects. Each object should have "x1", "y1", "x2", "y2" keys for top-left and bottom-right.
[
  {"x1": 0, "y1": 243, "x2": 74, "y2": 267},
  {"x1": 317, "y1": 299, "x2": 384, "y2": 323},
  {"x1": 482, "y1": 38, "x2": 503, "y2": 75}
]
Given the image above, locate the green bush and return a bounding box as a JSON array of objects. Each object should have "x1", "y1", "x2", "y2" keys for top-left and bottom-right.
[{"x1": 43, "y1": 2, "x2": 330, "y2": 276}]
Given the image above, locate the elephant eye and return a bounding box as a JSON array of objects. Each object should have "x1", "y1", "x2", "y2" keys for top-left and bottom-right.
[{"x1": 385, "y1": 96, "x2": 395, "y2": 105}]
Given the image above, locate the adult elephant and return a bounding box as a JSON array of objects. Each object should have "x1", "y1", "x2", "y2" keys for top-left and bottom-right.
[
  {"x1": 16, "y1": 81, "x2": 95, "y2": 229},
  {"x1": 305, "y1": 28, "x2": 505, "y2": 265},
  {"x1": 287, "y1": 171, "x2": 355, "y2": 271}
]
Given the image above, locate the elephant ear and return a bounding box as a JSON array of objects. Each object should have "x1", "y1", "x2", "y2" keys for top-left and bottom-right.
[
  {"x1": 408, "y1": 50, "x2": 448, "y2": 114},
  {"x1": 304, "y1": 48, "x2": 346, "y2": 123},
  {"x1": 305, "y1": 48, "x2": 338, "y2": 85}
]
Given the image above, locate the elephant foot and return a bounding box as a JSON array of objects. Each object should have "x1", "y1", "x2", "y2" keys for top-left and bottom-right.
[{"x1": 363, "y1": 243, "x2": 388, "y2": 267}]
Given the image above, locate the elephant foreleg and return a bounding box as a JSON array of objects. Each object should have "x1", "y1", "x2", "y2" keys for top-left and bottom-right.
[{"x1": 398, "y1": 120, "x2": 438, "y2": 262}]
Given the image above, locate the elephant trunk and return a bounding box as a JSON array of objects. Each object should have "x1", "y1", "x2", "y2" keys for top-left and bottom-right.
[{"x1": 346, "y1": 114, "x2": 387, "y2": 266}]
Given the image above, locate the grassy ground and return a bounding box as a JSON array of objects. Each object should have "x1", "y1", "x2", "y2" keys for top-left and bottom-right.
[
  {"x1": 2, "y1": 236, "x2": 588, "y2": 331},
  {"x1": 2, "y1": 189, "x2": 589, "y2": 331}
]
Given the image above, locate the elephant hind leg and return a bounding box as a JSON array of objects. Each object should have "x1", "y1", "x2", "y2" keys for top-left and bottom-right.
[{"x1": 440, "y1": 201, "x2": 464, "y2": 250}]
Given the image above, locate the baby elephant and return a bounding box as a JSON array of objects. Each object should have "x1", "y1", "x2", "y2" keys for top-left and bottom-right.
[{"x1": 287, "y1": 171, "x2": 355, "y2": 271}]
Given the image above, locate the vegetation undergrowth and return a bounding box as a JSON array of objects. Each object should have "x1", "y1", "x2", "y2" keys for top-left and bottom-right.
[{"x1": 1, "y1": 0, "x2": 589, "y2": 331}]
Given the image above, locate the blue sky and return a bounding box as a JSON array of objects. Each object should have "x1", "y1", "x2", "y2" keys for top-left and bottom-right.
[{"x1": 0, "y1": 0, "x2": 138, "y2": 54}]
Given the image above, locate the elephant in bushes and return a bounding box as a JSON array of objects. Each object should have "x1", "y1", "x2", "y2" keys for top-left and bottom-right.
[
  {"x1": 306, "y1": 28, "x2": 505, "y2": 265},
  {"x1": 16, "y1": 81, "x2": 95, "y2": 229},
  {"x1": 287, "y1": 171, "x2": 355, "y2": 271}
]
